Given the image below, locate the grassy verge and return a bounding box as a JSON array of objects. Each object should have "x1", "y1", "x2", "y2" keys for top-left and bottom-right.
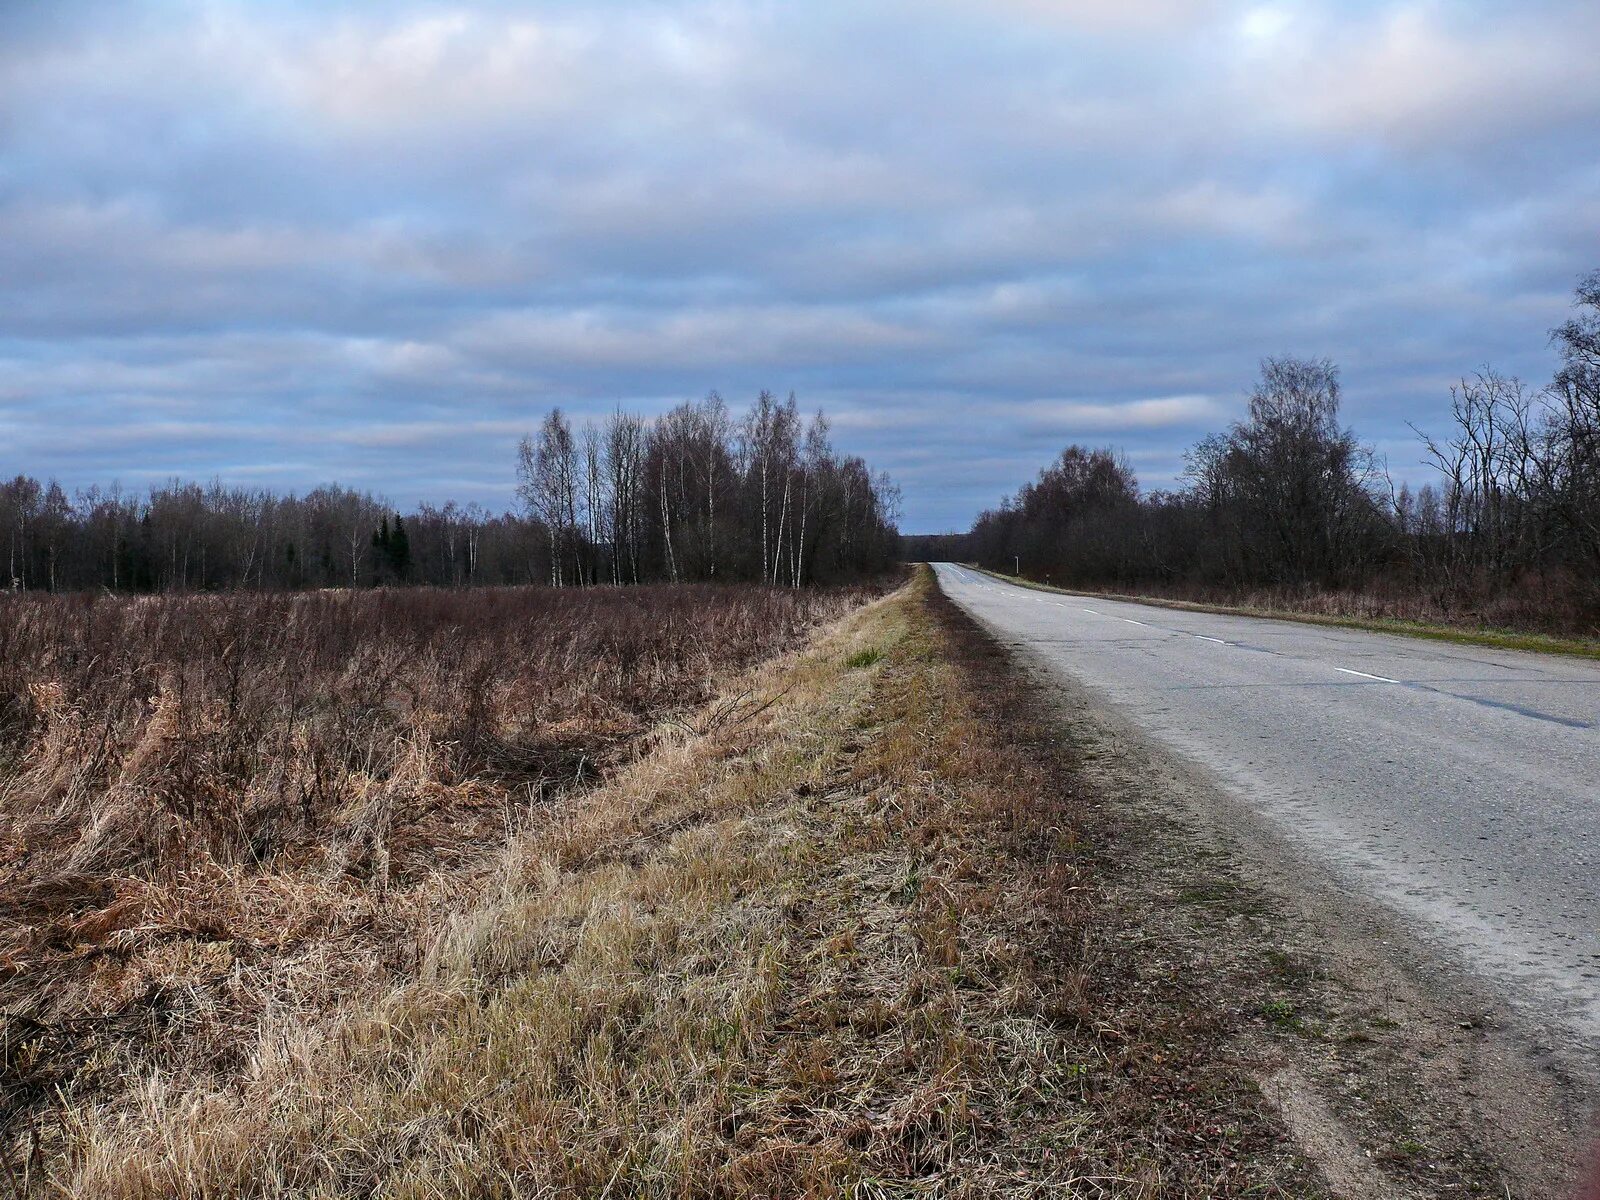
[
  {"x1": 46, "y1": 567, "x2": 1309, "y2": 1198},
  {"x1": 963, "y1": 565, "x2": 1600, "y2": 661},
  {"x1": 0, "y1": 584, "x2": 878, "y2": 1181}
]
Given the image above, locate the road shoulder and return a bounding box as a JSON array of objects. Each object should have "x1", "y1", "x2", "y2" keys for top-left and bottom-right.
[{"x1": 935, "y1": 578, "x2": 1596, "y2": 1198}]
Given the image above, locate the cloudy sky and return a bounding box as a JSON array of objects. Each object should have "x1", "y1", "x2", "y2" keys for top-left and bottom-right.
[{"x1": 3, "y1": 1, "x2": 1598, "y2": 531}]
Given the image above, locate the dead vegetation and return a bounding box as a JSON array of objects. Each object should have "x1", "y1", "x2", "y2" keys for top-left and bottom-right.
[
  {"x1": 0, "y1": 582, "x2": 881, "y2": 1185},
  {"x1": 1069, "y1": 575, "x2": 1600, "y2": 644},
  {"x1": 0, "y1": 566, "x2": 1326, "y2": 1197},
  {"x1": 975, "y1": 566, "x2": 1600, "y2": 659}
]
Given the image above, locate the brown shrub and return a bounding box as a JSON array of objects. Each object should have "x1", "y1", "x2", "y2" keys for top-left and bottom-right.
[
  {"x1": 0, "y1": 582, "x2": 881, "y2": 1152},
  {"x1": 1099, "y1": 571, "x2": 1600, "y2": 639}
]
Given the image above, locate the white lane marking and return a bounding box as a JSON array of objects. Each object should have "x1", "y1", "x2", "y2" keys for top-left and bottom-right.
[
  {"x1": 1334, "y1": 666, "x2": 1400, "y2": 684},
  {"x1": 1081, "y1": 608, "x2": 1099, "y2": 615},
  {"x1": 1119, "y1": 618, "x2": 1149, "y2": 626},
  {"x1": 1193, "y1": 635, "x2": 1228, "y2": 644}
]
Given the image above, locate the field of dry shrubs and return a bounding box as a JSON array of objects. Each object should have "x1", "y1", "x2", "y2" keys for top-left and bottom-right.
[
  {"x1": 0, "y1": 582, "x2": 879, "y2": 1187},
  {"x1": 0, "y1": 565, "x2": 1335, "y2": 1199}
]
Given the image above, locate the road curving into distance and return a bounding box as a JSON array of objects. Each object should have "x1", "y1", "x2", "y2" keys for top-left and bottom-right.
[{"x1": 932, "y1": 562, "x2": 1600, "y2": 1051}]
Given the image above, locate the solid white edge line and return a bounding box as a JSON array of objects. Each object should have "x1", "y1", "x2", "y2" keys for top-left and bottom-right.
[
  {"x1": 950, "y1": 571, "x2": 1403, "y2": 689},
  {"x1": 1334, "y1": 666, "x2": 1400, "y2": 684}
]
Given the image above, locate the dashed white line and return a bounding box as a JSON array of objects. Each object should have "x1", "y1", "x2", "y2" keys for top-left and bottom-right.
[
  {"x1": 1081, "y1": 608, "x2": 1099, "y2": 615},
  {"x1": 1334, "y1": 666, "x2": 1400, "y2": 684},
  {"x1": 1193, "y1": 635, "x2": 1228, "y2": 644},
  {"x1": 1119, "y1": 618, "x2": 1149, "y2": 626}
]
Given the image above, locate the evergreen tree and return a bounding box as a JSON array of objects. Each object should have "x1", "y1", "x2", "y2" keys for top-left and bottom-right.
[
  {"x1": 372, "y1": 516, "x2": 391, "y2": 584},
  {"x1": 389, "y1": 516, "x2": 411, "y2": 580}
]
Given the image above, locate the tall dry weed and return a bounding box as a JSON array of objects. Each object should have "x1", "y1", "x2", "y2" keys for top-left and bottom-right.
[{"x1": 0, "y1": 582, "x2": 880, "y2": 1164}]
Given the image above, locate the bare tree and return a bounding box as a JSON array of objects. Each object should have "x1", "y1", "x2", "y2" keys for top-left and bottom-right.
[
  {"x1": 604, "y1": 410, "x2": 645, "y2": 584},
  {"x1": 518, "y1": 409, "x2": 582, "y2": 586},
  {"x1": 582, "y1": 420, "x2": 604, "y2": 585},
  {"x1": 0, "y1": 392, "x2": 901, "y2": 594}
]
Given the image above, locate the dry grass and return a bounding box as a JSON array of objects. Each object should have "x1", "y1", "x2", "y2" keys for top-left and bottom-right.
[
  {"x1": 0, "y1": 567, "x2": 1309, "y2": 1197},
  {"x1": 0, "y1": 582, "x2": 883, "y2": 1189}
]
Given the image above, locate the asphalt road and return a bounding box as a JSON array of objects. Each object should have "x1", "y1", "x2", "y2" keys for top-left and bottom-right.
[{"x1": 932, "y1": 563, "x2": 1600, "y2": 1046}]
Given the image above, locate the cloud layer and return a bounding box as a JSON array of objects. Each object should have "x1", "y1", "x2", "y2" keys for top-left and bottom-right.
[{"x1": 3, "y1": 0, "x2": 1597, "y2": 530}]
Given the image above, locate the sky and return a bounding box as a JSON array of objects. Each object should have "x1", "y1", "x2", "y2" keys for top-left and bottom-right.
[{"x1": 2, "y1": 1, "x2": 1598, "y2": 532}]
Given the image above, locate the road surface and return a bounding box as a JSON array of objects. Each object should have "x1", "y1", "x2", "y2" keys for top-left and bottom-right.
[{"x1": 932, "y1": 563, "x2": 1600, "y2": 1047}]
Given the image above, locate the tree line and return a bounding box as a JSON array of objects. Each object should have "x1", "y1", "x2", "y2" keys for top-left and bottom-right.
[
  {"x1": 910, "y1": 271, "x2": 1600, "y2": 631},
  {"x1": 2, "y1": 392, "x2": 900, "y2": 593},
  {"x1": 516, "y1": 391, "x2": 900, "y2": 587}
]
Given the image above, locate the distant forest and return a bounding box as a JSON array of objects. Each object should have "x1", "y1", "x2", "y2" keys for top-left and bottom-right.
[
  {"x1": 1, "y1": 392, "x2": 900, "y2": 593},
  {"x1": 908, "y1": 271, "x2": 1600, "y2": 633}
]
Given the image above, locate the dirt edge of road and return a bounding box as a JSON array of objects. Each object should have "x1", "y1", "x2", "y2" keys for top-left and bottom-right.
[{"x1": 927, "y1": 574, "x2": 1597, "y2": 1198}]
